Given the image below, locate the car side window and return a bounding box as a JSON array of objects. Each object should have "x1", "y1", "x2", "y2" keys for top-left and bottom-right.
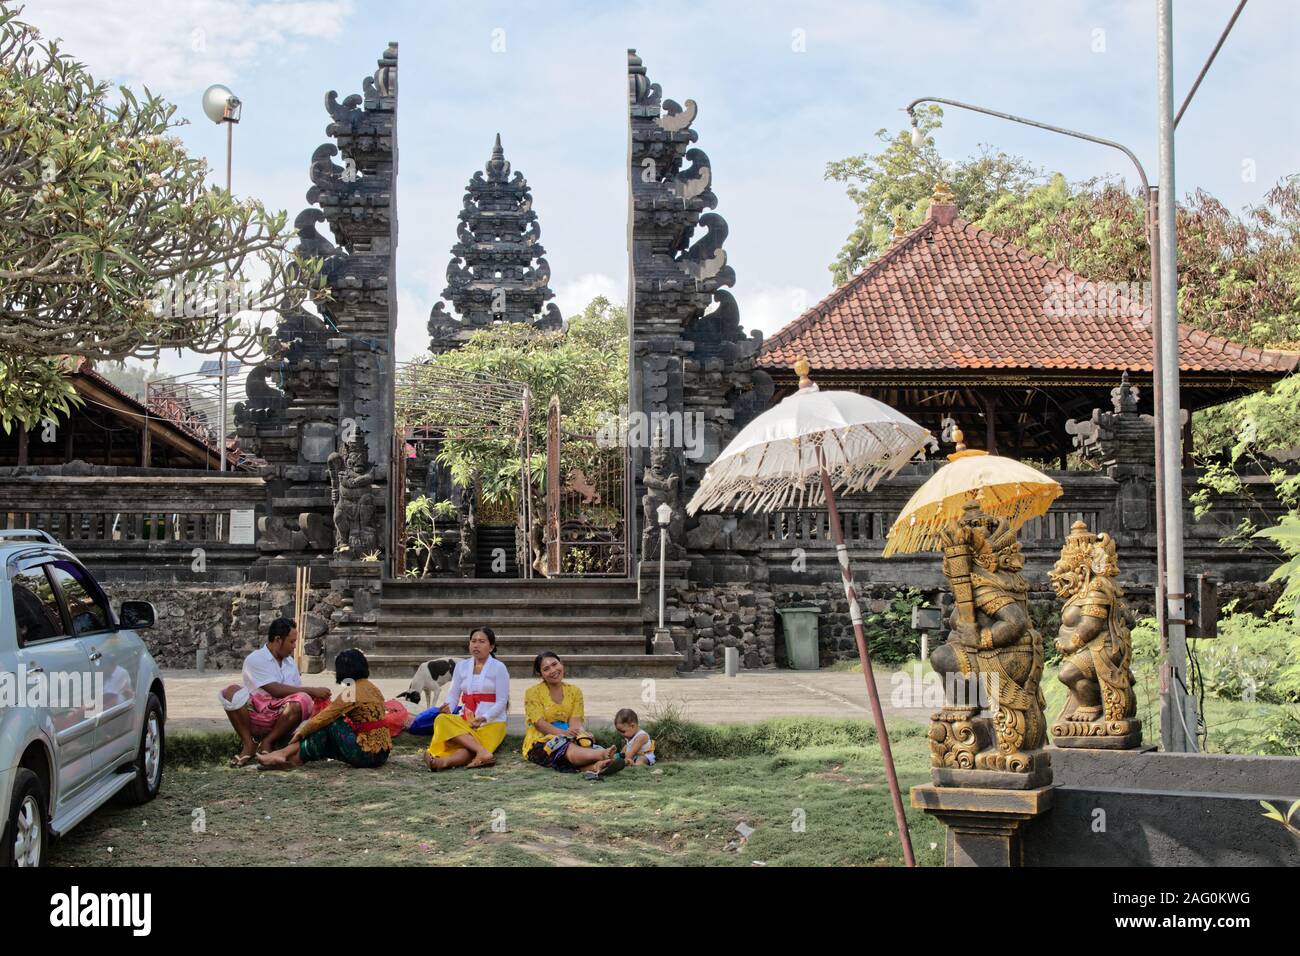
[
  {"x1": 11, "y1": 567, "x2": 68, "y2": 646},
  {"x1": 45, "y1": 560, "x2": 113, "y2": 636}
]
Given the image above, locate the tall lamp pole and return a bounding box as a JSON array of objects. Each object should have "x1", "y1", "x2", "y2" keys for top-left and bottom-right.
[
  {"x1": 201, "y1": 84, "x2": 241, "y2": 474},
  {"x1": 1156, "y1": 0, "x2": 1197, "y2": 752},
  {"x1": 655, "y1": 502, "x2": 672, "y2": 653}
]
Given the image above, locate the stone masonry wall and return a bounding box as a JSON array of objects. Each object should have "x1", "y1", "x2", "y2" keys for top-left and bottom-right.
[
  {"x1": 668, "y1": 584, "x2": 777, "y2": 670},
  {"x1": 113, "y1": 580, "x2": 341, "y2": 671}
]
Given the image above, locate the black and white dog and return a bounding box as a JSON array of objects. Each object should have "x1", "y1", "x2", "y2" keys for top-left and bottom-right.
[{"x1": 398, "y1": 658, "x2": 457, "y2": 711}]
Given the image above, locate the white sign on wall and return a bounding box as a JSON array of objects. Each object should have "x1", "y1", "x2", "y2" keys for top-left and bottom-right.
[{"x1": 228, "y1": 509, "x2": 256, "y2": 545}]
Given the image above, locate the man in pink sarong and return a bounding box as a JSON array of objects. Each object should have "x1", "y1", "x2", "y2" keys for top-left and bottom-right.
[{"x1": 220, "y1": 618, "x2": 333, "y2": 767}]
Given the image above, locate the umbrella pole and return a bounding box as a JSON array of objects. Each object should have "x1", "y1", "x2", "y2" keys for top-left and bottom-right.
[{"x1": 817, "y1": 456, "x2": 917, "y2": 867}]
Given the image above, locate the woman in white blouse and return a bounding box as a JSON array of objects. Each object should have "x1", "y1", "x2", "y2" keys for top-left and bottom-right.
[{"x1": 424, "y1": 627, "x2": 511, "y2": 770}]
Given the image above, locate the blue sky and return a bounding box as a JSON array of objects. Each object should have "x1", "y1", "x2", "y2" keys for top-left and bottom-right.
[{"x1": 26, "y1": 0, "x2": 1300, "y2": 374}]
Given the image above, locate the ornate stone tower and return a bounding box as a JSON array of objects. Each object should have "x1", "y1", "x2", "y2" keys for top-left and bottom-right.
[
  {"x1": 235, "y1": 43, "x2": 398, "y2": 654},
  {"x1": 627, "y1": 50, "x2": 775, "y2": 668},
  {"x1": 428, "y1": 134, "x2": 562, "y2": 353},
  {"x1": 1066, "y1": 372, "x2": 1158, "y2": 551}
]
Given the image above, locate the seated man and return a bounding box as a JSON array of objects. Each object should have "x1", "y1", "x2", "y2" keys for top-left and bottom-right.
[{"x1": 220, "y1": 618, "x2": 332, "y2": 767}]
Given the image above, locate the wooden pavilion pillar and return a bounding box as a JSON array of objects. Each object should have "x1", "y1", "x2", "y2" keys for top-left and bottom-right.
[{"x1": 982, "y1": 392, "x2": 998, "y2": 455}]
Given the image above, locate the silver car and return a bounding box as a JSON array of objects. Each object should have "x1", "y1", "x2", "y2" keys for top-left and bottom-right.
[{"x1": 0, "y1": 530, "x2": 165, "y2": 867}]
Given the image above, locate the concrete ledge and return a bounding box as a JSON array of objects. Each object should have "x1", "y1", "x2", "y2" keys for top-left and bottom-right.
[
  {"x1": 1024, "y1": 748, "x2": 1300, "y2": 866},
  {"x1": 1024, "y1": 785, "x2": 1300, "y2": 866},
  {"x1": 1050, "y1": 747, "x2": 1299, "y2": 796}
]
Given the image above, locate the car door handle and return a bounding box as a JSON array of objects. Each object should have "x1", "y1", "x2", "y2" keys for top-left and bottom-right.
[
  {"x1": 88, "y1": 650, "x2": 103, "y2": 662},
  {"x1": 26, "y1": 663, "x2": 44, "y2": 675}
]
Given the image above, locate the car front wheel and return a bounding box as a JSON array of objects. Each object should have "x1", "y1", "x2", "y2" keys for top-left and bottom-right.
[
  {"x1": 3, "y1": 769, "x2": 48, "y2": 867},
  {"x1": 116, "y1": 693, "x2": 164, "y2": 806}
]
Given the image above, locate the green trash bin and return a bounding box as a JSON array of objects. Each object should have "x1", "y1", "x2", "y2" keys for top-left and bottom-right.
[{"x1": 776, "y1": 606, "x2": 821, "y2": 671}]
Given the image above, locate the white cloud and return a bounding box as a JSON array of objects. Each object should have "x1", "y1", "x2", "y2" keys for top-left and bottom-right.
[
  {"x1": 554, "y1": 274, "x2": 623, "y2": 319},
  {"x1": 738, "y1": 285, "x2": 819, "y2": 340},
  {"x1": 26, "y1": 0, "x2": 354, "y2": 96}
]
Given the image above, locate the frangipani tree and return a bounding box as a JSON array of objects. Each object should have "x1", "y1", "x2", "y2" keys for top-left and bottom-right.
[{"x1": 0, "y1": 4, "x2": 324, "y2": 430}]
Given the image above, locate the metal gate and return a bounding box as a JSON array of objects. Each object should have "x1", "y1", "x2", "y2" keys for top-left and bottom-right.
[
  {"x1": 543, "y1": 396, "x2": 631, "y2": 577},
  {"x1": 392, "y1": 361, "x2": 534, "y2": 579}
]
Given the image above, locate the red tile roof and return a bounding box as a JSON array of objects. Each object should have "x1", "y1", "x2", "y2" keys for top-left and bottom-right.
[{"x1": 759, "y1": 206, "x2": 1300, "y2": 377}]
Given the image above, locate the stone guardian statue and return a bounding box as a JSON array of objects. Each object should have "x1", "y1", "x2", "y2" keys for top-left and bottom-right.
[{"x1": 1049, "y1": 520, "x2": 1142, "y2": 748}]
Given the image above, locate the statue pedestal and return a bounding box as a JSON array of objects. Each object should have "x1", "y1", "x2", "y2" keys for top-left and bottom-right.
[
  {"x1": 1050, "y1": 719, "x2": 1143, "y2": 750},
  {"x1": 640, "y1": 560, "x2": 692, "y2": 668},
  {"x1": 911, "y1": 784, "x2": 1054, "y2": 867},
  {"x1": 929, "y1": 707, "x2": 1054, "y2": 788}
]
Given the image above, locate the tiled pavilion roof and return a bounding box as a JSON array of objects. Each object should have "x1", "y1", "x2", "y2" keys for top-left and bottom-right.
[{"x1": 759, "y1": 198, "x2": 1298, "y2": 380}]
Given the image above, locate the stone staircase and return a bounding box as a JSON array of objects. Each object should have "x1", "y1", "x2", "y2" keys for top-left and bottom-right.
[
  {"x1": 368, "y1": 577, "x2": 682, "y2": 678},
  {"x1": 474, "y1": 525, "x2": 520, "y2": 578}
]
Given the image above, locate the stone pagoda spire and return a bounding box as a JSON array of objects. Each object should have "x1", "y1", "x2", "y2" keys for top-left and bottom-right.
[{"x1": 428, "y1": 134, "x2": 563, "y2": 353}]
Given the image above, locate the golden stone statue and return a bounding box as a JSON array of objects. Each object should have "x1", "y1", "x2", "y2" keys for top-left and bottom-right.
[
  {"x1": 1049, "y1": 520, "x2": 1142, "y2": 749},
  {"x1": 929, "y1": 500, "x2": 1049, "y2": 786}
]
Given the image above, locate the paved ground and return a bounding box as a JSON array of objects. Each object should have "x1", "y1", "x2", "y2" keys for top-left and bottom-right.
[{"x1": 163, "y1": 666, "x2": 932, "y2": 736}]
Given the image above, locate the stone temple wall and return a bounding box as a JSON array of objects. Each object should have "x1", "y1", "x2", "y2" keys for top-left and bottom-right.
[
  {"x1": 102, "y1": 581, "x2": 339, "y2": 671},
  {"x1": 626, "y1": 50, "x2": 775, "y2": 667}
]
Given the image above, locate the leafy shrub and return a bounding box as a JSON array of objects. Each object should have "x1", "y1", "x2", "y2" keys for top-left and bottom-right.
[
  {"x1": 1258, "y1": 705, "x2": 1300, "y2": 756},
  {"x1": 1193, "y1": 612, "x2": 1299, "y2": 705},
  {"x1": 862, "y1": 587, "x2": 929, "y2": 665},
  {"x1": 644, "y1": 709, "x2": 923, "y2": 761},
  {"x1": 1256, "y1": 513, "x2": 1300, "y2": 619},
  {"x1": 1031, "y1": 601, "x2": 1063, "y2": 664},
  {"x1": 1130, "y1": 616, "x2": 1162, "y2": 666}
]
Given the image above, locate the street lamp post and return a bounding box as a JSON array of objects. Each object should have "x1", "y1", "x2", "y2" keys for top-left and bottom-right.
[
  {"x1": 201, "y1": 85, "x2": 241, "y2": 474},
  {"x1": 902, "y1": 96, "x2": 1189, "y2": 749},
  {"x1": 654, "y1": 502, "x2": 673, "y2": 655},
  {"x1": 1157, "y1": 0, "x2": 1197, "y2": 752}
]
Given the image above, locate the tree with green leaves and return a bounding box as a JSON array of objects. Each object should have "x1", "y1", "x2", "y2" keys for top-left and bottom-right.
[
  {"x1": 824, "y1": 105, "x2": 1044, "y2": 284},
  {"x1": 978, "y1": 173, "x2": 1300, "y2": 349},
  {"x1": 828, "y1": 110, "x2": 1300, "y2": 352},
  {"x1": 0, "y1": 4, "x2": 322, "y2": 432},
  {"x1": 402, "y1": 296, "x2": 628, "y2": 507}
]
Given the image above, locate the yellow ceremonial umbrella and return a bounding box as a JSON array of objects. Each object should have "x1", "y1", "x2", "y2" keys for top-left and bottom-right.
[{"x1": 883, "y1": 428, "x2": 1062, "y2": 557}]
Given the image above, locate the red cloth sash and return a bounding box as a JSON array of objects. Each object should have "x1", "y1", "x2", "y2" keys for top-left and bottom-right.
[
  {"x1": 344, "y1": 716, "x2": 388, "y2": 734},
  {"x1": 460, "y1": 692, "x2": 496, "y2": 716}
]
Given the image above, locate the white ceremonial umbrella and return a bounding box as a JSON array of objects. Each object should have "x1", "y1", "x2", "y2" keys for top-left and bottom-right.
[{"x1": 687, "y1": 358, "x2": 932, "y2": 867}]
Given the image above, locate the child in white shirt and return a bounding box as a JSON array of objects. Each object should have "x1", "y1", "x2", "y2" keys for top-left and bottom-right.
[{"x1": 614, "y1": 708, "x2": 656, "y2": 766}]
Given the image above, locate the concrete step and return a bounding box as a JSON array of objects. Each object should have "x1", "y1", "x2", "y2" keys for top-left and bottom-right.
[
  {"x1": 378, "y1": 597, "x2": 642, "y2": 615},
  {"x1": 381, "y1": 578, "x2": 637, "y2": 601},
  {"x1": 376, "y1": 615, "x2": 643, "y2": 636},
  {"x1": 374, "y1": 635, "x2": 648, "y2": 658},
  {"x1": 367, "y1": 652, "x2": 681, "y2": 680}
]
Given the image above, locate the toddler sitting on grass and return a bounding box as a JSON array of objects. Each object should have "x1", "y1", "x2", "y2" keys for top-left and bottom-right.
[{"x1": 614, "y1": 708, "x2": 656, "y2": 766}]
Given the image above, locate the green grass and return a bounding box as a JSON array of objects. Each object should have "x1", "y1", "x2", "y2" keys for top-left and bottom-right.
[{"x1": 50, "y1": 719, "x2": 943, "y2": 867}]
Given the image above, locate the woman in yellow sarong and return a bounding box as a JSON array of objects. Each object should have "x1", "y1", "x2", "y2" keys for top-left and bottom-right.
[
  {"x1": 522, "y1": 652, "x2": 619, "y2": 774},
  {"x1": 423, "y1": 627, "x2": 510, "y2": 770}
]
